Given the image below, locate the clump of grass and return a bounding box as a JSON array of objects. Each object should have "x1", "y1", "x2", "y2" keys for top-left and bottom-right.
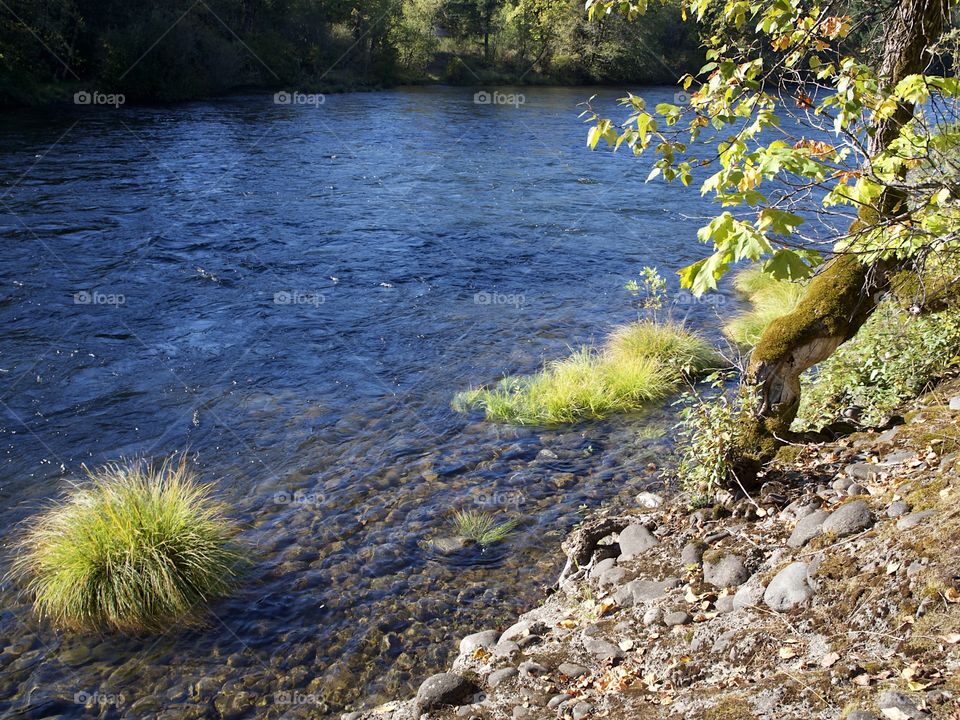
[
  {"x1": 454, "y1": 320, "x2": 720, "y2": 425},
  {"x1": 11, "y1": 455, "x2": 245, "y2": 633},
  {"x1": 723, "y1": 268, "x2": 807, "y2": 347},
  {"x1": 451, "y1": 510, "x2": 518, "y2": 546}
]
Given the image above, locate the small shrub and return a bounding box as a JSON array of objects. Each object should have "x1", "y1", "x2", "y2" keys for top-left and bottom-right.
[
  {"x1": 454, "y1": 321, "x2": 719, "y2": 425},
  {"x1": 11, "y1": 455, "x2": 245, "y2": 633},
  {"x1": 451, "y1": 510, "x2": 518, "y2": 546},
  {"x1": 674, "y1": 373, "x2": 756, "y2": 502},
  {"x1": 796, "y1": 302, "x2": 960, "y2": 429},
  {"x1": 723, "y1": 268, "x2": 807, "y2": 347}
]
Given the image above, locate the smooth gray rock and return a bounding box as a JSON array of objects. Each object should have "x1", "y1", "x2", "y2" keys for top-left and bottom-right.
[
  {"x1": 763, "y1": 562, "x2": 814, "y2": 611},
  {"x1": 833, "y1": 476, "x2": 854, "y2": 492},
  {"x1": 878, "y1": 690, "x2": 928, "y2": 719},
  {"x1": 493, "y1": 641, "x2": 520, "y2": 658},
  {"x1": 887, "y1": 500, "x2": 911, "y2": 518},
  {"x1": 845, "y1": 463, "x2": 879, "y2": 482},
  {"x1": 680, "y1": 542, "x2": 704, "y2": 566},
  {"x1": 847, "y1": 483, "x2": 868, "y2": 496},
  {"x1": 642, "y1": 607, "x2": 663, "y2": 627},
  {"x1": 613, "y1": 577, "x2": 680, "y2": 607},
  {"x1": 788, "y1": 510, "x2": 830, "y2": 548},
  {"x1": 897, "y1": 509, "x2": 936, "y2": 530},
  {"x1": 715, "y1": 595, "x2": 735, "y2": 613},
  {"x1": 822, "y1": 500, "x2": 874, "y2": 537},
  {"x1": 512, "y1": 706, "x2": 530, "y2": 719},
  {"x1": 498, "y1": 620, "x2": 532, "y2": 644},
  {"x1": 703, "y1": 554, "x2": 751, "y2": 588},
  {"x1": 459, "y1": 630, "x2": 498, "y2": 655},
  {"x1": 582, "y1": 635, "x2": 624, "y2": 661},
  {"x1": 597, "y1": 566, "x2": 627, "y2": 587},
  {"x1": 487, "y1": 668, "x2": 518, "y2": 688},
  {"x1": 882, "y1": 450, "x2": 917, "y2": 466},
  {"x1": 635, "y1": 491, "x2": 664, "y2": 508},
  {"x1": 557, "y1": 662, "x2": 588, "y2": 678},
  {"x1": 572, "y1": 701, "x2": 594, "y2": 720},
  {"x1": 518, "y1": 661, "x2": 548, "y2": 676},
  {"x1": 950, "y1": 396, "x2": 960, "y2": 411},
  {"x1": 548, "y1": 694, "x2": 573, "y2": 709},
  {"x1": 845, "y1": 711, "x2": 878, "y2": 720},
  {"x1": 589, "y1": 558, "x2": 616, "y2": 579},
  {"x1": 733, "y1": 577, "x2": 765, "y2": 609},
  {"x1": 416, "y1": 673, "x2": 472, "y2": 711},
  {"x1": 617, "y1": 524, "x2": 658, "y2": 556},
  {"x1": 663, "y1": 611, "x2": 692, "y2": 626}
]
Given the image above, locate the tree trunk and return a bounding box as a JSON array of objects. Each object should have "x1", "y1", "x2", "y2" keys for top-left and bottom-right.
[{"x1": 737, "y1": 0, "x2": 948, "y2": 479}]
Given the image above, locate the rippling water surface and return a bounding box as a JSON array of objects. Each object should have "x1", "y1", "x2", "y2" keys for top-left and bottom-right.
[{"x1": 1, "y1": 86, "x2": 767, "y2": 718}]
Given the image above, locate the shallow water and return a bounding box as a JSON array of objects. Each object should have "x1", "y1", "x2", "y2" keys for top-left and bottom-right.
[{"x1": 1, "y1": 86, "x2": 782, "y2": 718}]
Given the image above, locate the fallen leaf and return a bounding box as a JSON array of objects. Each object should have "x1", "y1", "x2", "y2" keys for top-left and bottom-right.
[
  {"x1": 820, "y1": 652, "x2": 841, "y2": 668},
  {"x1": 779, "y1": 647, "x2": 799, "y2": 660},
  {"x1": 945, "y1": 588, "x2": 960, "y2": 604}
]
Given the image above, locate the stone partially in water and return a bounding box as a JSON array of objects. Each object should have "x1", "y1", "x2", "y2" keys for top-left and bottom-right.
[{"x1": 432, "y1": 536, "x2": 475, "y2": 554}]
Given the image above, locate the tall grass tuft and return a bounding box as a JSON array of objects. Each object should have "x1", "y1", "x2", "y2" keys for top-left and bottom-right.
[
  {"x1": 11, "y1": 455, "x2": 245, "y2": 633},
  {"x1": 723, "y1": 268, "x2": 807, "y2": 347},
  {"x1": 451, "y1": 510, "x2": 518, "y2": 546},
  {"x1": 454, "y1": 320, "x2": 720, "y2": 425}
]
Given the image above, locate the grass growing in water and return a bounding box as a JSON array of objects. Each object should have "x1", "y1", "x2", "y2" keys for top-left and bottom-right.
[
  {"x1": 723, "y1": 268, "x2": 807, "y2": 347},
  {"x1": 454, "y1": 320, "x2": 719, "y2": 425},
  {"x1": 451, "y1": 510, "x2": 518, "y2": 546},
  {"x1": 11, "y1": 455, "x2": 245, "y2": 633}
]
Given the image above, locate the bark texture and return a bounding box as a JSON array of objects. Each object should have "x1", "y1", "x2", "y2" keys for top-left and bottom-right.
[{"x1": 739, "y1": 0, "x2": 949, "y2": 475}]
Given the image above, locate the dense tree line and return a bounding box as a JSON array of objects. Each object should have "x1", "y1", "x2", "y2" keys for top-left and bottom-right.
[{"x1": 0, "y1": 0, "x2": 701, "y2": 105}]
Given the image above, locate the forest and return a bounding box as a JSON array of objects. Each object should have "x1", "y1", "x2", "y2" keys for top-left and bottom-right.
[{"x1": 0, "y1": 0, "x2": 702, "y2": 105}]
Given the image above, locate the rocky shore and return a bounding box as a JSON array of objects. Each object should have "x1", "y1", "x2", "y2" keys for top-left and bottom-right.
[{"x1": 354, "y1": 379, "x2": 960, "y2": 720}]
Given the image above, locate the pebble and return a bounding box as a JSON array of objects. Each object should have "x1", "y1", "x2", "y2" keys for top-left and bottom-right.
[
  {"x1": 821, "y1": 500, "x2": 874, "y2": 537},
  {"x1": 680, "y1": 542, "x2": 704, "y2": 566},
  {"x1": 896, "y1": 509, "x2": 936, "y2": 530},
  {"x1": 572, "y1": 701, "x2": 594, "y2": 720},
  {"x1": 703, "y1": 554, "x2": 751, "y2": 588},
  {"x1": 715, "y1": 595, "x2": 735, "y2": 613},
  {"x1": 415, "y1": 673, "x2": 472, "y2": 711},
  {"x1": 613, "y1": 577, "x2": 680, "y2": 606},
  {"x1": 512, "y1": 706, "x2": 530, "y2": 719},
  {"x1": 845, "y1": 712, "x2": 878, "y2": 720},
  {"x1": 635, "y1": 491, "x2": 664, "y2": 508},
  {"x1": 582, "y1": 635, "x2": 624, "y2": 661},
  {"x1": 597, "y1": 567, "x2": 627, "y2": 587},
  {"x1": 845, "y1": 463, "x2": 879, "y2": 482},
  {"x1": 642, "y1": 607, "x2": 663, "y2": 627},
  {"x1": 459, "y1": 630, "x2": 498, "y2": 655},
  {"x1": 589, "y1": 558, "x2": 616, "y2": 579},
  {"x1": 878, "y1": 690, "x2": 928, "y2": 719},
  {"x1": 846, "y1": 482, "x2": 868, "y2": 496},
  {"x1": 493, "y1": 641, "x2": 520, "y2": 658},
  {"x1": 617, "y1": 524, "x2": 659, "y2": 556},
  {"x1": 763, "y1": 562, "x2": 814, "y2": 611},
  {"x1": 950, "y1": 396, "x2": 960, "y2": 411},
  {"x1": 733, "y1": 578, "x2": 765, "y2": 609},
  {"x1": 487, "y1": 668, "x2": 518, "y2": 688},
  {"x1": 663, "y1": 610, "x2": 692, "y2": 626},
  {"x1": 557, "y1": 662, "x2": 588, "y2": 678},
  {"x1": 518, "y1": 661, "x2": 548, "y2": 676},
  {"x1": 548, "y1": 694, "x2": 573, "y2": 709},
  {"x1": 887, "y1": 500, "x2": 911, "y2": 518},
  {"x1": 787, "y1": 510, "x2": 829, "y2": 548}
]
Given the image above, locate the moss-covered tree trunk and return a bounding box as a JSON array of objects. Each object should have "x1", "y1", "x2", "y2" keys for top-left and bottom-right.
[{"x1": 736, "y1": 0, "x2": 948, "y2": 478}]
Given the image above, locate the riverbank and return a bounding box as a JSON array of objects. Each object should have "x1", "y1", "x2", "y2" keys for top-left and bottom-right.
[{"x1": 359, "y1": 377, "x2": 960, "y2": 720}]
